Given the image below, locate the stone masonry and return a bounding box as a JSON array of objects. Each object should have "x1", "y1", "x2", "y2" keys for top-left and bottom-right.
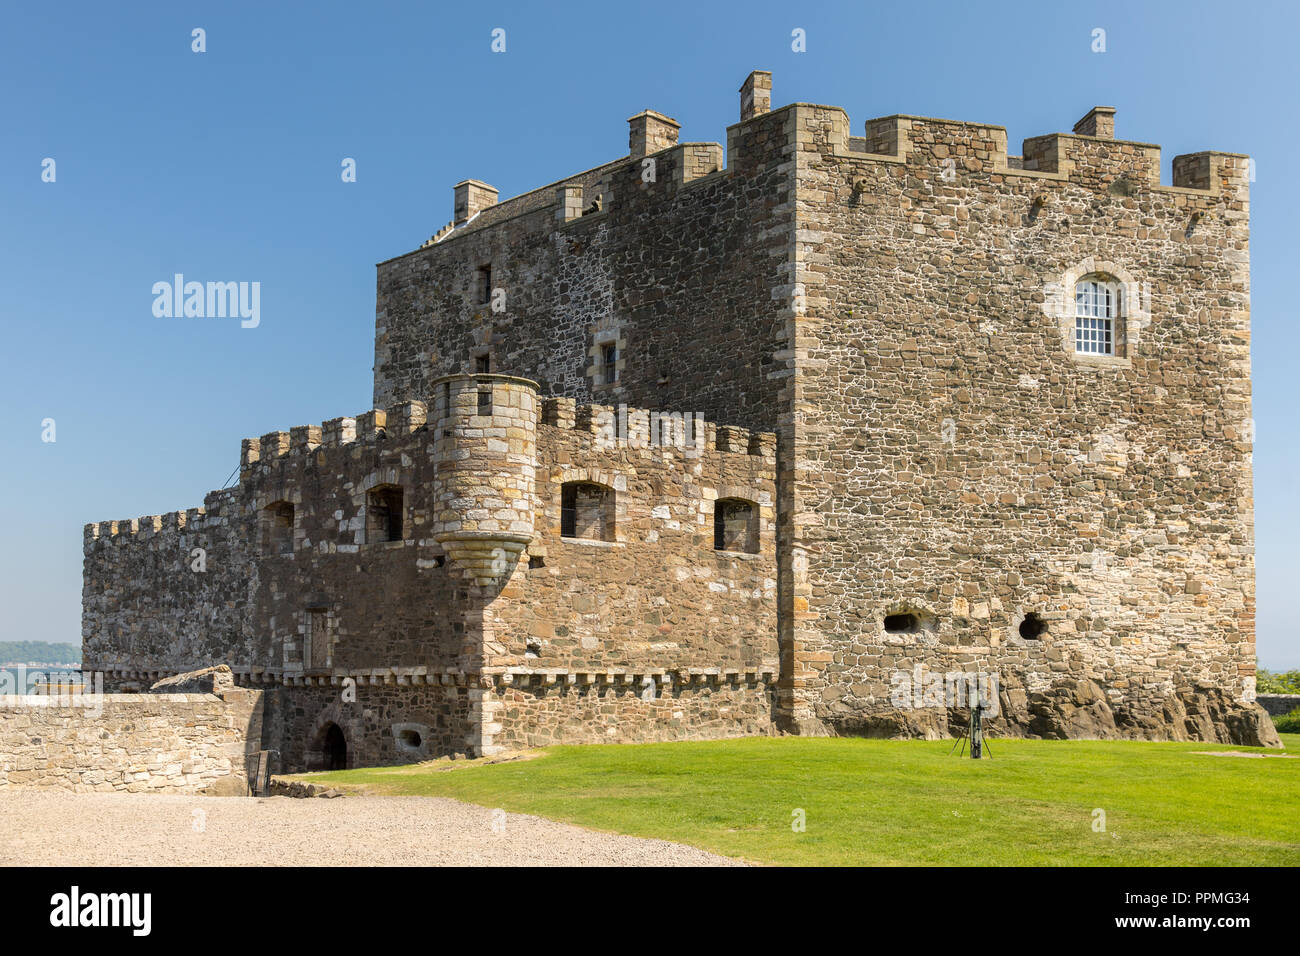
[
  {"x1": 80, "y1": 71, "x2": 1278, "y2": 768},
  {"x1": 0, "y1": 667, "x2": 262, "y2": 794}
]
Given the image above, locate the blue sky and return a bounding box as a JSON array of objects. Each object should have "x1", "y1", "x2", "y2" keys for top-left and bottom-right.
[{"x1": 2, "y1": 1, "x2": 1298, "y2": 668}]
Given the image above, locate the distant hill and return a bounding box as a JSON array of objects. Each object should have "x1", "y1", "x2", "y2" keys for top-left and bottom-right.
[{"x1": 0, "y1": 641, "x2": 80, "y2": 666}]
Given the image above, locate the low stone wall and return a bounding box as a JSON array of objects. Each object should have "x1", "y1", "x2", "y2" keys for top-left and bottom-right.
[
  {"x1": 0, "y1": 687, "x2": 264, "y2": 794},
  {"x1": 491, "y1": 678, "x2": 776, "y2": 750},
  {"x1": 1257, "y1": 693, "x2": 1300, "y2": 717}
]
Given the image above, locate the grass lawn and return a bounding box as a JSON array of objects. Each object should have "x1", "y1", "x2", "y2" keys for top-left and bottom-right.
[{"x1": 297, "y1": 733, "x2": 1300, "y2": 866}]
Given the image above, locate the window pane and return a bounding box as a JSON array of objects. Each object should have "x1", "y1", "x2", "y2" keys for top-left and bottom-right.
[{"x1": 1075, "y1": 317, "x2": 1113, "y2": 355}]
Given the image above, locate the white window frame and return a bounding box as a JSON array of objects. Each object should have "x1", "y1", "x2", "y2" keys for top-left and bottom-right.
[{"x1": 1074, "y1": 278, "x2": 1120, "y2": 356}]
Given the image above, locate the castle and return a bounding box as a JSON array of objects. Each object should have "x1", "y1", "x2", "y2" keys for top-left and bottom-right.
[{"x1": 82, "y1": 71, "x2": 1279, "y2": 771}]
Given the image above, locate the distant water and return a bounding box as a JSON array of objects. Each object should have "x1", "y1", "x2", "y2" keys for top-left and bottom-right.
[{"x1": 0, "y1": 666, "x2": 89, "y2": 694}]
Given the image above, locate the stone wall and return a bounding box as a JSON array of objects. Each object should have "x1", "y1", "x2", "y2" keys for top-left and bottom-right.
[
  {"x1": 83, "y1": 390, "x2": 776, "y2": 680},
  {"x1": 1256, "y1": 693, "x2": 1300, "y2": 717},
  {"x1": 0, "y1": 686, "x2": 263, "y2": 794},
  {"x1": 82, "y1": 488, "x2": 254, "y2": 678},
  {"x1": 266, "y1": 674, "x2": 778, "y2": 768},
  {"x1": 489, "y1": 401, "x2": 778, "y2": 674},
  {"x1": 83, "y1": 376, "x2": 779, "y2": 761},
  {"x1": 777, "y1": 101, "x2": 1262, "y2": 743},
  {"x1": 372, "y1": 103, "x2": 794, "y2": 433},
  {"x1": 263, "y1": 683, "x2": 475, "y2": 771},
  {"x1": 491, "y1": 676, "x2": 775, "y2": 750}
]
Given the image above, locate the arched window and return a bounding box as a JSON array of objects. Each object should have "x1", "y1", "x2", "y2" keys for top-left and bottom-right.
[
  {"x1": 561, "y1": 482, "x2": 615, "y2": 541},
  {"x1": 1074, "y1": 276, "x2": 1121, "y2": 355},
  {"x1": 714, "y1": 498, "x2": 758, "y2": 553}
]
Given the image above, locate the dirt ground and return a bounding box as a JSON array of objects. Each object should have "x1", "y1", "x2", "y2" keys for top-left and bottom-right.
[{"x1": 0, "y1": 790, "x2": 743, "y2": 866}]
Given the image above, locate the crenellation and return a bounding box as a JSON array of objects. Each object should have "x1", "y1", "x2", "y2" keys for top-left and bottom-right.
[
  {"x1": 574, "y1": 403, "x2": 612, "y2": 435},
  {"x1": 1073, "y1": 105, "x2": 1117, "y2": 140},
  {"x1": 386, "y1": 400, "x2": 427, "y2": 434},
  {"x1": 259, "y1": 431, "x2": 290, "y2": 459},
  {"x1": 321, "y1": 416, "x2": 357, "y2": 446},
  {"x1": 739, "y1": 70, "x2": 771, "y2": 122},
  {"x1": 290, "y1": 424, "x2": 321, "y2": 452},
  {"x1": 555, "y1": 183, "x2": 584, "y2": 224},
  {"x1": 454, "y1": 179, "x2": 498, "y2": 225},
  {"x1": 356, "y1": 409, "x2": 387, "y2": 440},
  {"x1": 670, "y1": 143, "x2": 725, "y2": 185},
  {"x1": 747, "y1": 431, "x2": 776, "y2": 458},
  {"x1": 628, "y1": 109, "x2": 680, "y2": 159},
  {"x1": 542, "y1": 397, "x2": 576, "y2": 428},
  {"x1": 716, "y1": 425, "x2": 750, "y2": 453}
]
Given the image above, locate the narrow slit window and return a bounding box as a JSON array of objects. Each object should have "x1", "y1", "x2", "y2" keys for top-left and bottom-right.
[
  {"x1": 601, "y1": 342, "x2": 619, "y2": 385},
  {"x1": 306, "y1": 609, "x2": 329, "y2": 669}
]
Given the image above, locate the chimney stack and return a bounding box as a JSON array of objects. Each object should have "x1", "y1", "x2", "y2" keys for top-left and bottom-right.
[
  {"x1": 1072, "y1": 106, "x2": 1116, "y2": 140},
  {"x1": 628, "y1": 110, "x2": 680, "y2": 159},
  {"x1": 454, "y1": 180, "x2": 498, "y2": 225},
  {"x1": 740, "y1": 70, "x2": 772, "y2": 121}
]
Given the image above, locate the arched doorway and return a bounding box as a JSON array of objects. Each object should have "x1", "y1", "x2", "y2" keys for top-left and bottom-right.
[{"x1": 323, "y1": 723, "x2": 347, "y2": 770}]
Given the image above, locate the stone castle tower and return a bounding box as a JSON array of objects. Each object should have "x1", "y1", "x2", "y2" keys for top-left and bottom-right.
[{"x1": 81, "y1": 71, "x2": 1278, "y2": 769}]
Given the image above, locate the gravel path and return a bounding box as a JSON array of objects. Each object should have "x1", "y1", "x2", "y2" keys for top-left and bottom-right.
[{"x1": 0, "y1": 791, "x2": 743, "y2": 866}]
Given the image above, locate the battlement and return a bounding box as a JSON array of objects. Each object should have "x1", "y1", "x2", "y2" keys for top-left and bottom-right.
[
  {"x1": 822, "y1": 108, "x2": 1247, "y2": 199},
  {"x1": 84, "y1": 489, "x2": 238, "y2": 544},
  {"x1": 540, "y1": 398, "x2": 776, "y2": 459},
  {"x1": 239, "y1": 400, "x2": 431, "y2": 472},
  {"x1": 239, "y1": 388, "x2": 773, "y2": 484},
  {"x1": 398, "y1": 70, "x2": 1245, "y2": 263}
]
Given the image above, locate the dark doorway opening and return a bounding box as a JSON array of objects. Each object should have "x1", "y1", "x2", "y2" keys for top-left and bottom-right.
[{"x1": 323, "y1": 723, "x2": 347, "y2": 771}]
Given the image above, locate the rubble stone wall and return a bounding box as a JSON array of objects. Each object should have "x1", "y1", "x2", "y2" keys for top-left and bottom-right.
[
  {"x1": 372, "y1": 107, "x2": 794, "y2": 433},
  {"x1": 0, "y1": 687, "x2": 262, "y2": 794},
  {"x1": 779, "y1": 104, "x2": 1263, "y2": 742}
]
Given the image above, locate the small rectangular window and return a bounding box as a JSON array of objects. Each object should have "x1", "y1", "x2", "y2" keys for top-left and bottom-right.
[
  {"x1": 477, "y1": 389, "x2": 493, "y2": 416},
  {"x1": 367, "y1": 486, "x2": 404, "y2": 543},
  {"x1": 714, "y1": 499, "x2": 758, "y2": 553},
  {"x1": 561, "y1": 482, "x2": 614, "y2": 541},
  {"x1": 602, "y1": 342, "x2": 619, "y2": 385},
  {"x1": 476, "y1": 265, "x2": 492, "y2": 303},
  {"x1": 475, "y1": 353, "x2": 491, "y2": 374},
  {"x1": 261, "y1": 501, "x2": 295, "y2": 555}
]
